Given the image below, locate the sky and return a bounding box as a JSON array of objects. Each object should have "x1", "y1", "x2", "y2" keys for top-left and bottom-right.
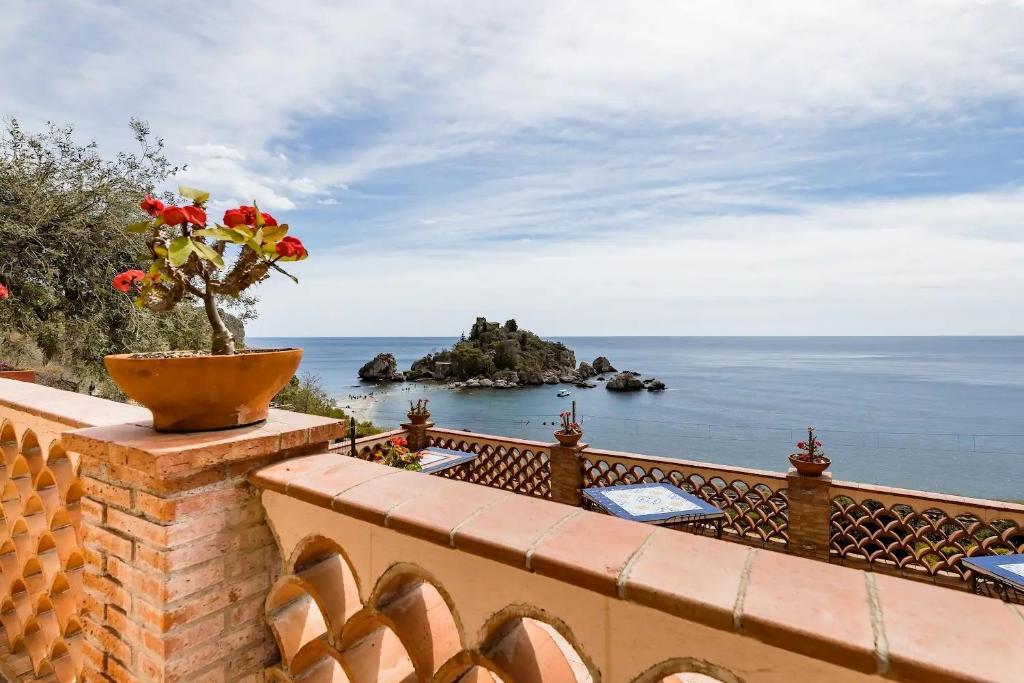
[{"x1": 3, "y1": 0, "x2": 1024, "y2": 336}]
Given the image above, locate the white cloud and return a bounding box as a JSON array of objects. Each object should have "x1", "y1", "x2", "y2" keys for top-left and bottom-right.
[
  {"x1": 248, "y1": 188, "x2": 1024, "y2": 336},
  {"x1": 3, "y1": 1, "x2": 1023, "y2": 333}
]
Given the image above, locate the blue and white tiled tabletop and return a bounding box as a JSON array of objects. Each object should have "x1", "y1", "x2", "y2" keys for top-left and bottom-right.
[
  {"x1": 962, "y1": 553, "x2": 1024, "y2": 589},
  {"x1": 416, "y1": 447, "x2": 478, "y2": 475},
  {"x1": 582, "y1": 482, "x2": 724, "y2": 525}
]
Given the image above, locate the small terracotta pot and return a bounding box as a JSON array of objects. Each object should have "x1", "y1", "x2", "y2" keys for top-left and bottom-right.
[
  {"x1": 554, "y1": 431, "x2": 582, "y2": 447},
  {"x1": 789, "y1": 453, "x2": 831, "y2": 477},
  {"x1": 407, "y1": 413, "x2": 430, "y2": 425},
  {"x1": 105, "y1": 348, "x2": 302, "y2": 432}
]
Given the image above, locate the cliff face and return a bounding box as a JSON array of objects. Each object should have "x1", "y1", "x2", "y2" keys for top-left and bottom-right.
[{"x1": 407, "y1": 317, "x2": 577, "y2": 384}]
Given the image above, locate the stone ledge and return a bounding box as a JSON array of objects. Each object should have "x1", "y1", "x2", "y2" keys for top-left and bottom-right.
[{"x1": 249, "y1": 451, "x2": 1024, "y2": 682}]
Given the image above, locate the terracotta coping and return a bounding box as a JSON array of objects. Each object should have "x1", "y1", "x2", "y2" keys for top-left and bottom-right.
[
  {"x1": 0, "y1": 377, "x2": 150, "y2": 428},
  {"x1": 64, "y1": 410, "x2": 345, "y2": 486},
  {"x1": 250, "y1": 452, "x2": 1024, "y2": 681}
]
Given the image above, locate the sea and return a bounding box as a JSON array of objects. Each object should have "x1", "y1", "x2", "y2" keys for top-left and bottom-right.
[{"x1": 250, "y1": 336, "x2": 1024, "y2": 501}]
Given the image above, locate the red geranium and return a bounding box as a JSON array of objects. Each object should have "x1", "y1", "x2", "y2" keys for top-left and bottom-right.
[
  {"x1": 223, "y1": 208, "x2": 248, "y2": 227},
  {"x1": 112, "y1": 270, "x2": 146, "y2": 292},
  {"x1": 261, "y1": 212, "x2": 278, "y2": 227},
  {"x1": 275, "y1": 236, "x2": 306, "y2": 258},
  {"x1": 160, "y1": 206, "x2": 187, "y2": 226},
  {"x1": 390, "y1": 437, "x2": 408, "y2": 448},
  {"x1": 181, "y1": 205, "x2": 206, "y2": 227},
  {"x1": 140, "y1": 195, "x2": 165, "y2": 217},
  {"x1": 0, "y1": 283, "x2": 9, "y2": 300}
]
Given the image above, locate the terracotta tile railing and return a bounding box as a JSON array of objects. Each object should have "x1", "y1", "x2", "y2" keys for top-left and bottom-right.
[
  {"x1": 249, "y1": 451, "x2": 1024, "y2": 682},
  {"x1": 0, "y1": 378, "x2": 147, "y2": 682},
  {"x1": 830, "y1": 481, "x2": 1024, "y2": 586}
]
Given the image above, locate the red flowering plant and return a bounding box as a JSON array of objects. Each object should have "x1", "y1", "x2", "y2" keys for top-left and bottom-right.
[
  {"x1": 557, "y1": 410, "x2": 581, "y2": 435},
  {"x1": 0, "y1": 282, "x2": 9, "y2": 300},
  {"x1": 374, "y1": 436, "x2": 423, "y2": 471},
  {"x1": 112, "y1": 186, "x2": 308, "y2": 355},
  {"x1": 792, "y1": 427, "x2": 827, "y2": 463}
]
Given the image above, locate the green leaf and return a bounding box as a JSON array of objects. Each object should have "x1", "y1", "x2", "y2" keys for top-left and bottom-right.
[
  {"x1": 260, "y1": 224, "x2": 288, "y2": 243},
  {"x1": 192, "y1": 228, "x2": 239, "y2": 242},
  {"x1": 126, "y1": 220, "x2": 153, "y2": 234},
  {"x1": 178, "y1": 186, "x2": 210, "y2": 204},
  {"x1": 168, "y1": 236, "x2": 194, "y2": 267},
  {"x1": 191, "y1": 239, "x2": 225, "y2": 268}
]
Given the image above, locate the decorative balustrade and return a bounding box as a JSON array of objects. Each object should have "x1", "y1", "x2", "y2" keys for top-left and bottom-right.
[
  {"x1": 581, "y1": 448, "x2": 789, "y2": 547},
  {"x1": 831, "y1": 481, "x2": 1024, "y2": 586},
  {"x1": 0, "y1": 378, "x2": 147, "y2": 682},
  {"x1": 424, "y1": 427, "x2": 552, "y2": 499}
]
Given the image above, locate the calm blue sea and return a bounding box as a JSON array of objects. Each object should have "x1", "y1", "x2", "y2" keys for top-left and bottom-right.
[{"x1": 250, "y1": 336, "x2": 1024, "y2": 500}]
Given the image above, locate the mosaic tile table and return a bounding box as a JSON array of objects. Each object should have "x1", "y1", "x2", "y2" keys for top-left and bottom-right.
[
  {"x1": 582, "y1": 482, "x2": 726, "y2": 538},
  {"x1": 962, "y1": 553, "x2": 1024, "y2": 605},
  {"x1": 416, "y1": 446, "x2": 479, "y2": 475}
]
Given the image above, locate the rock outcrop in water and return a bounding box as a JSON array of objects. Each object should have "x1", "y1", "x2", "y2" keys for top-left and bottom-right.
[
  {"x1": 606, "y1": 371, "x2": 645, "y2": 391},
  {"x1": 358, "y1": 353, "x2": 403, "y2": 381},
  {"x1": 361, "y1": 316, "x2": 665, "y2": 391}
]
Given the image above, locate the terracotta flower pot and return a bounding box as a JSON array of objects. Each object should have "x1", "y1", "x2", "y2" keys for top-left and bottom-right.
[
  {"x1": 554, "y1": 431, "x2": 582, "y2": 447},
  {"x1": 105, "y1": 348, "x2": 302, "y2": 432},
  {"x1": 407, "y1": 413, "x2": 430, "y2": 425},
  {"x1": 788, "y1": 453, "x2": 831, "y2": 477}
]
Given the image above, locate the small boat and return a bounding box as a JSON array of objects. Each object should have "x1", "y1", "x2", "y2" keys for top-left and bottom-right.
[{"x1": 557, "y1": 389, "x2": 572, "y2": 397}]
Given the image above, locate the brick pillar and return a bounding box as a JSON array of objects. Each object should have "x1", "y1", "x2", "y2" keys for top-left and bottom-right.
[
  {"x1": 402, "y1": 421, "x2": 433, "y2": 452},
  {"x1": 548, "y1": 442, "x2": 586, "y2": 507},
  {"x1": 63, "y1": 412, "x2": 344, "y2": 683},
  {"x1": 786, "y1": 468, "x2": 833, "y2": 560}
]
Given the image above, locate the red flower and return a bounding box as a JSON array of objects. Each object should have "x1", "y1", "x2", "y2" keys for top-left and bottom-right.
[
  {"x1": 181, "y1": 205, "x2": 206, "y2": 227},
  {"x1": 275, "y1": 236, "x2": 306, "y2": 258},
  {"x1": 0, "y1": 283, "x2": 9, "y2": 300},
  {"x1": 261, "y1": 212, "x2": 278, "y2": 227},
  {"x1": 796, "y1": 441, "x2": 806, "y2": 449},
  {"x1": 112, "y1": 270, "x2": 146, "y2": 292},
  {"x1": 223, "y1": 208, "x2": 247, "y2": 227},
  {"x1": 390, "y1": 437, "x2": 408, "y2": 448},
  {"x1": 140, "y1": 195, "x2": 165, "y2": 217},
  {"x1": 160, "y1": 206, "x2": 187, "y2": 226}
]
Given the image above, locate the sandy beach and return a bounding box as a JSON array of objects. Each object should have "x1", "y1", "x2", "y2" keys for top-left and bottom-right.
[{"x1": 339, "y1": 393, "x2": 380, "y2": 424}]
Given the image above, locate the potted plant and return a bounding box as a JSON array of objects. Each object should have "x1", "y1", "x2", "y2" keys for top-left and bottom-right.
[
  {"x1": 554, "y1": 410, "x2": 582, "y2": 447},
  {"x1": 789, "y1": 427, "x2": 831, "y2": 476},
  {"x1": 105, "y1": 187, "x2": 309, "y2": 432},
  {"x1": 407, "y1": 398, "x2": 431, "y2": 425},
  {"x1": 374, "y1": 436, "x2": 423, "y2": 471}
]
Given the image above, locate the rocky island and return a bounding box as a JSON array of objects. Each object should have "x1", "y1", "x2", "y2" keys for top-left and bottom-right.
[{"x1": 359, "y1": 317, "x2": 666, "y2": 391}]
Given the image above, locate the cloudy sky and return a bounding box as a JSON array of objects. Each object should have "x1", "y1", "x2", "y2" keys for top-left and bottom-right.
[{"x1": 3, "y1": 1, "x2": 1024, "y2": 335}]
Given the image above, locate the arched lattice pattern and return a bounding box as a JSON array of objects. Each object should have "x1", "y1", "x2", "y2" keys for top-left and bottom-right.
[
  {"x1": 0, "y1": 419, "x2": 84, "y2": 682},
  {"x1": 831, "y1": 496, "x2": 1024, "y2": 582},
  {"x1": 582, "y1": 458, "x2": 789, "y2": 546},
  {"x1": 264, "y1": 536, "x2": 625, "y2": 683},
  {"x1": 426, "y1": 436, "x2": 551, "y2": 499}
]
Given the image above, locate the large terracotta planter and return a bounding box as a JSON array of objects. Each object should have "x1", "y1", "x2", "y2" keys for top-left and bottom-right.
[
  {"x1": 105, "y1": 348, "x2": 302, "y2": 432},
  {"x1": 788, "y1": 453, "x2": 831, "y2": 477},
  {"x1": 554, "y1": 431, "x2": 582, "y2": 447},
  {"x1": 407, "y1": 413, "x2": 430, "y2": 425}
]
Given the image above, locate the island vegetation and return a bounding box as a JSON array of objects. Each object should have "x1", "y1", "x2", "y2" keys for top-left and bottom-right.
[{"x1": 359, "y1": 316, "x2": 666, "y2": 391}]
